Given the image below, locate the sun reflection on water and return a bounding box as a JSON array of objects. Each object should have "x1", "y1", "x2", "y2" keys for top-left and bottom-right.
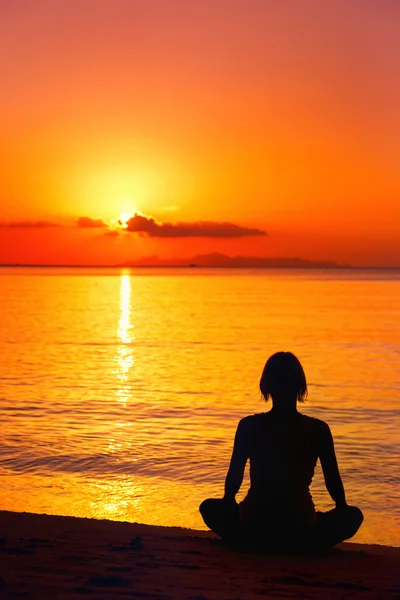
[
  {"x1": 89, "y1": 477, "x2": 144, "y2": 521},
  {"x1": 115, "y1": 272, "x2": 134, "y2": 406}
]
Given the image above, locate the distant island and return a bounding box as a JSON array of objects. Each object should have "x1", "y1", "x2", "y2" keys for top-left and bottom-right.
[{"x1": 119, "y1": 253, "x2": 347, "y2": 268}]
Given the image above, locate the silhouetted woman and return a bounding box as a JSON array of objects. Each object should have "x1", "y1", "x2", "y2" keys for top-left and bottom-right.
[{"x1": 200, "y1": 352, "x2": 363, "y2": 551}]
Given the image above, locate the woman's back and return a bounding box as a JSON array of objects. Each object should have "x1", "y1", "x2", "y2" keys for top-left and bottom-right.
[
  {"x1": 247, "y1": 411, "x2": 322, "y2": 493},
  {"x1": 240, "y1": 411, "x2": 325, "y2": 529}
]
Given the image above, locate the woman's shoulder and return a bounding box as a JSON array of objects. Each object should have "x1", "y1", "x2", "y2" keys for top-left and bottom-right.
[
  {"x1": 238, "y1": 413, "x2": 257, "y2": 427},
  {"x1": 239, "y1": 412, "x2": 267, "y2": 421},
  {"x1": 299, "y1": 413, "x2": 331, "y2": 434},
  {"x1": 237, "y1": 412, "x2": 266, "y2": 429},
  {"x1": 237, "y1": 412, "x2": 271, "y2": 434},
  {"x1": 238, "y1": 413, "x2": 331, "y2": 434}
]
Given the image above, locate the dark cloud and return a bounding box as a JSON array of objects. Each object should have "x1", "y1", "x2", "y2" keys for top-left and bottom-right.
[
  {"x1": 104, "y1": 229, "x2": 119, "y2": 237},
  {"x1": 0, "y1": 220, "x2": 60, "y2": 228},
  {"x1": 77, "y1": 216, "x2": 108, "y2": 229},
  {"x1": 124, "y1": 213, "x2": 266, "y2": 238}
]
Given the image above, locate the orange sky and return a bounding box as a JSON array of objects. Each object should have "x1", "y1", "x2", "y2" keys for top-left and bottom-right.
[{"x1": 0, "y1": 1, "x2": 399, "y2": 266}]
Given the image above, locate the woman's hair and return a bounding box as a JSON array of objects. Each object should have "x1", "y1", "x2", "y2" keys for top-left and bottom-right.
[{"x1": 259, "y1": 351, "x2": 307, "y2": 403}]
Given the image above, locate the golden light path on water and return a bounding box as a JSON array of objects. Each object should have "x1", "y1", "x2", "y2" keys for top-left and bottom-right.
[
  {"x1": 115, "y1": 272, "x2": 134, "y2": 407},
  {"x1": 91, "y1": 272, "x2": 144, "y2": 520}
]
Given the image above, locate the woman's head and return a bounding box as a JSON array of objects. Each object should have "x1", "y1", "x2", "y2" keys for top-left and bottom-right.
[{"x1": 260, "y1": 352, "x2": 307, "y2": 404}]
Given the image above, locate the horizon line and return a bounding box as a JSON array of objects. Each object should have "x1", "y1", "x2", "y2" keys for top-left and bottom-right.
[{"x1": 1, "y1": 264, "x2": 400, "y2": 270}]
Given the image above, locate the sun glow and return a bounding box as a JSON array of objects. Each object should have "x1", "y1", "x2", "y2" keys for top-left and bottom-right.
[{"x1": 118, "y1": 212, "x2": 134, "y2": 228}]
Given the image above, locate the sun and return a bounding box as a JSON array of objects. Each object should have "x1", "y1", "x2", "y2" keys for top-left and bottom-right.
[{"x1": 118, "y1": 212, "x2": 134, "y2": 228}]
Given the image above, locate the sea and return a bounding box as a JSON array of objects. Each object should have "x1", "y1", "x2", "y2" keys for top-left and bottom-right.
[{"x1": 0, "y1": 267, "x2": 399, "y2": 546}]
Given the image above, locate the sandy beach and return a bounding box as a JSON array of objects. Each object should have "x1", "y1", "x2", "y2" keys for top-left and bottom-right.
[{"x1": 0, "y1": 511, "x2": 398, "y2": 599}]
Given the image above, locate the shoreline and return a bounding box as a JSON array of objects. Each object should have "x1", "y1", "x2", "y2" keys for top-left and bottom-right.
[{"x1": 0, "y1": 511, "x2": 399, "y2": 599}]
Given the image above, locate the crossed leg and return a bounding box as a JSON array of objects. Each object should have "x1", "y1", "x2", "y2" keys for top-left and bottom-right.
[{"x1": 199, "y1": 498, "x2": 363, "y2": 551}]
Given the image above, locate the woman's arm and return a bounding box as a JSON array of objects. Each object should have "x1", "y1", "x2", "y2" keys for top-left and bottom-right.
[
  {"x1": 223, "y1": 418, "x2": 250, "y2": 502},
  {"x1": 318, "y1": 422, "x2": 347, "y2": 508}
]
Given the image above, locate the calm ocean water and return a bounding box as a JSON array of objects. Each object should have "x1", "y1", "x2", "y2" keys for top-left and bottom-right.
[{"x1": 0, "y1": 267, "x2": 399, "y2": 546}]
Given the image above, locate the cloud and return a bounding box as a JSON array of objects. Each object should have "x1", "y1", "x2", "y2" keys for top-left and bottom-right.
[
  {"x1": 0, "y1": 220, "x2": 60, "y2": 228},
  {"x1": 1, "y1": 214, "x2": 267, "y2": 240},
  {"x1": 124, "y1": 213, "x2": 266, "y2": 238},
  {"x1": 77, "y1": 216, "x2": 108, "y2": 229}
]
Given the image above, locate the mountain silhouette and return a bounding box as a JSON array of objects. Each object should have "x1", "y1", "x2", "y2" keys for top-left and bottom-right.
[{"x1": 119, "y1": 253, "x2": 345, "y2": 268}]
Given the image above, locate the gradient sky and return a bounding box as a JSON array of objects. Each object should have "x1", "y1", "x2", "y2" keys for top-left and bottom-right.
[{"x1": 0, "y1": 0, "x2": 399, "y2": 266}]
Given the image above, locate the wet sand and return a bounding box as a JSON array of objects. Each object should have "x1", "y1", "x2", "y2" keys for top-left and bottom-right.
[{"x1": 0, "y1": 510, "x2": 398, "y2": 599}]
